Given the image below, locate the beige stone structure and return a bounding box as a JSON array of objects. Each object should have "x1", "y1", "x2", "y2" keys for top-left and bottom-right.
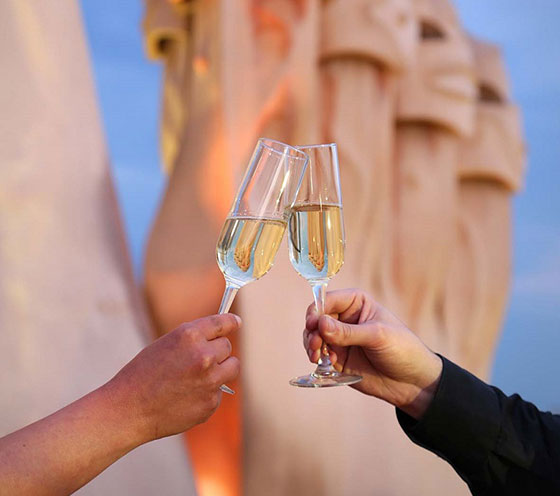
[
  {"x1": 0, "y1": 2, "x2": 195, "y2": 494},
  {"x1": 394, "y1": 0, "x2": 476, "y2": 359},
  {"x1": 444, "y1": 38, "x2": 526, "y2": 379},
  {"x1": 319, "y1": 0, "x2": 415, "y2": 307},
  {"x1": 144, "y1": 2, "x2": 324, "y2": 495},
  {"x1": 143, "y1": 0, "x2": 322, "y2": 334}
]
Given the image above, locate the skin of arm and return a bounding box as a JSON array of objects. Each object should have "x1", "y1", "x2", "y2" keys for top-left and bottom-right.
[
  {"x1": 0, "y1": 314, "x2": 241, "y2": 495},
  {"x1": 303, "y1": 288, "x2": 442, "y2": 419}
]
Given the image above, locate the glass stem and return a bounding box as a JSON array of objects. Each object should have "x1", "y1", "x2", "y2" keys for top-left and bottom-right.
[
  {"x1": 218, "y1": 284, "x2": 239, "y2": 314},
  {"x1": 311, "y1": 281, "x2": 336, "y2": 375},
  {"x1": 217, "y1": 284, "x2": 239, "y2": 395}
]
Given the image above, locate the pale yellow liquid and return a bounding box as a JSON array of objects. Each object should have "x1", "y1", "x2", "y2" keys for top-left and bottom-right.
[
  {"x1": 216, "y1": 217, "x2": 286, "y2": 286},
  {"x1": 288, "y1": 204, "x2": 345, "y2": 281}
]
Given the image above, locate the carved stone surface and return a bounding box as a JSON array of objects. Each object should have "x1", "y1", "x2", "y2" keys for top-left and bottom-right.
[
  {"x1": 396, "y1": 0, "x2": 476, "y2": 137},
  {"x1": 144, "y1": 0, "x2": 193, "y2": 173},
  {"x1": 459, "y1": 39, "x2": 525, "y2": 192},
  {"x1": 393, "y1": 0, "x2": 476, "y2": 360},
  {"x1": 320, "y1": 0, "x2": 416, "y2": 70},
  {"x1": 318, "y1": 0, "x2": 415, "y2": 307},
  {"x1": 394, "y1": 124, "x2": 460, "y2": 349},
  {"x1": 445, "y1": 181, "x2": 513, "y2": 379},
  {"x1": 445, "y1": 38, "x2": 526, "y2": 379},
  {"x1": 0, "y1": 2, "x2": 195, "y2": 494}
]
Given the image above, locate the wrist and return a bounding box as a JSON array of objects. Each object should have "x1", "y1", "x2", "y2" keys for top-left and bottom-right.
[
  {"x1": 399, "y1": 352, "x2": 443, "y2": 420},
  {"x1": 95, "y1": 379, "x2": 152, "y2": 449}
]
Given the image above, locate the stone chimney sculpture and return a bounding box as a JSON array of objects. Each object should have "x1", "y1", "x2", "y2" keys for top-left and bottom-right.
[
  {"x1": 444, "y1": 38, "x2": 526, "y2": 379},
  {"x1": 0, "y1": 2, "x2": 195, "y2": 494},
  {"x1": 393, "y1": 0, "x2": 476, "y2": 355}
]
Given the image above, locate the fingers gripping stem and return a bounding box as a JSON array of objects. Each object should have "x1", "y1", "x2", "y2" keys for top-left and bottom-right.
[
  {"x1": 218, "y1": 285, "x2": 239, "y2": 394},
  {"x1": 311, "y1": 282, "x2": 334, "y2": 372}
]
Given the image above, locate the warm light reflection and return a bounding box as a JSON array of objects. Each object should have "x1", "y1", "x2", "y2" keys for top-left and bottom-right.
[
  {"x1": 197, "y1": 477, "x2": 233, "y2": 496},
  {"x1": 198, "y1": 140, "x2": 236, "y2": 226},
  {"x1": 193, "y1": 55, "x2": 210, "y2": 77},
  {"x1": 185, "y1": 331, "x2": 242, "y2": 496}
]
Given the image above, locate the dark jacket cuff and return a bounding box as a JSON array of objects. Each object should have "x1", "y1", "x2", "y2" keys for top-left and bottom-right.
[{"x1": 396, "y1": 356, "x2": 502, "y2": 491}]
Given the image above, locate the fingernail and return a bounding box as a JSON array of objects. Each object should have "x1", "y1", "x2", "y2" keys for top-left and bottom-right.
[{"x1": 233, "y1": 315, "x2": 242, "y2": 326}]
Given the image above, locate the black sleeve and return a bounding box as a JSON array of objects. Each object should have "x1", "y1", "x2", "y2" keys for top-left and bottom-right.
[{"x1": 396, "y1": 356, "x2": 560, "y2": 495}]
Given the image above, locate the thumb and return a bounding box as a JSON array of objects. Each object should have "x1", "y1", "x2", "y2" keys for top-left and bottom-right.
[{"x1": 319, "y1": 315, "x2": 380, "y2": 348}]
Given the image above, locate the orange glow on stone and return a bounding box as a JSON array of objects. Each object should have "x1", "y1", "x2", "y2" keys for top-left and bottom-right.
[{"x1": 193, "y1": 56, "x2": 210, "y2": 77}]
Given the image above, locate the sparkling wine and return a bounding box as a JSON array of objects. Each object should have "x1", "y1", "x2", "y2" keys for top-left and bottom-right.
[
  {"x1": 216, "y1": 216, "x2": 286, "y2": 287},
  {"x1": 288, "y1": 203, "x2": 344, "y2": 281}
]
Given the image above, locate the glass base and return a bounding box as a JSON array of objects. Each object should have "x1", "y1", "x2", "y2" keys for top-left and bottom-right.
[{"x1": 289, "y1": 371, "x2": 362, "y2": 388}]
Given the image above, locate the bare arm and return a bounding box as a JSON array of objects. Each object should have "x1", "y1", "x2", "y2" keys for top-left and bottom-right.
[
  {"x1": 0, "y1": 314, "x2": 241, "y2": 495},
  {"x1": 0, "y1": 385, "x2": 143, "y2": 495}
]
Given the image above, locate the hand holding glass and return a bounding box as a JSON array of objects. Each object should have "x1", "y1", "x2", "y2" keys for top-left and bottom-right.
[{"x1": 288, "y1": 144, "x2": 362, "y2": 387}]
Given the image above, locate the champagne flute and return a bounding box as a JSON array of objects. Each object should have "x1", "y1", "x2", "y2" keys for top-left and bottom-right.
[
  {"x1": 216, "y1": 138, "x2": 309, "y2": 394},
  {"x1": 288, "y1": 143, "x2": 362, "y2": 387}
]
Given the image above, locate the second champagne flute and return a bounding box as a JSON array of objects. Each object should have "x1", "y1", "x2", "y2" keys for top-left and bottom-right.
[{"x1": 288, "y1": 143, "x2": 362, "y2": 388}]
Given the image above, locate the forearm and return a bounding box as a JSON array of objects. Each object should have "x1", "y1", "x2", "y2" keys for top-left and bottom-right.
[{"x1": 0, "y1": 382, "x2": 146, "y2": 495}]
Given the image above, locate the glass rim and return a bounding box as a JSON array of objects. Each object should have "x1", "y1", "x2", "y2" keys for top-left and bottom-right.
[
  {"x1": 295, "y1": 142, "x2": 337, "y2": 150},
  {"x1": 257, "y1": 137, "x2": 309, "y2": 162}
]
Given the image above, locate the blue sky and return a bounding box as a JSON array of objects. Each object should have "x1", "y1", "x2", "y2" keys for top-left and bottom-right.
[{"x1": 81, "y1": 0, "x2": 560, "y2": 410}]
